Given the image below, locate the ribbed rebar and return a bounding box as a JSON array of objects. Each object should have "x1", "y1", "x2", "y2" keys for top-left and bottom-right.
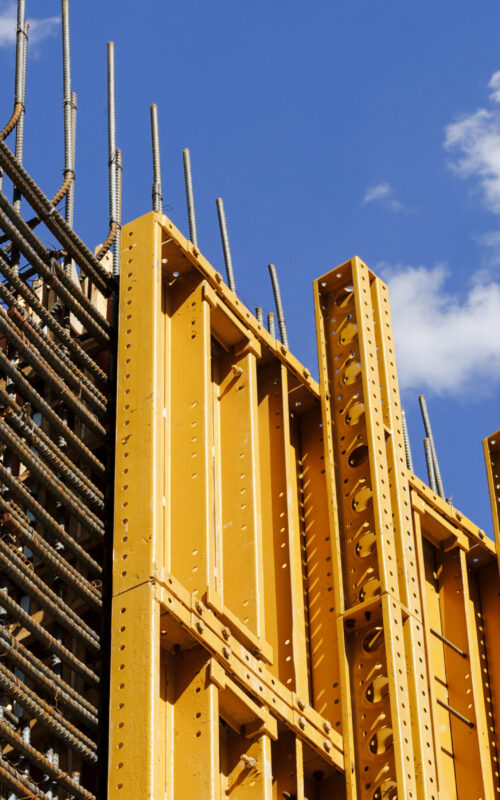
[
  {"x1": 268, "y1": 263, "x2": 289, "y2": 349},
  {"x1": 8, "y1": 303, "x2": 107, "y2": 415},
  {"x1": 424, "y1": 437, "x2": 437, "y2": 494},
  {"x1": 0, "y1": 197, "x2": 111, "y2": 341},
  {"x1": 0, "y1": 418, "x2": 104, "y2": 537},
  {"x1": 0, "y1": 396, "x2": 104, "y2": 511},
  {"x1": 0, "y1": 591, "x2": 99, "y2": 685},
  {"x1": 0, "y1": 137, "x2": 112, "y2": 295},
  {"x1": 0, "y1": 627, "x2": 98, "y2": 725},
  {"x1": 419, "y1": 395, "x2": 445, "y2": 499},
  {"x1": 13, "y1": 17, "x2": 28, "y2": 216},
  {"x1": 255, "y1": 306, "x2": 263, "y2": 325},
  {"x1": 216, "y1": 197, "x2": 236, "y2": 293},
  {"x1": 401, "y1": 409, "x2": 414, "y2": 472},
  {"x1": 268, "y1": 311, "x2": 276, "y2": 338},
  {"x1": 0, "y1": 307, "x2": 107, "y2": 439},
  {"x1": 0, "y1": 754, "x2": 54, "y2": 800},
  {"x1": 0, "y1": 540, "x2": 100, "y2": 648},
  {"x1": 0, "y1": 251, "x2": 108, "y2": 386},
  {"x1": 150, "y1": 104, "x2": 163, "y2": 213},
  {"x1": 61, "y1": 0, "x2": 74, "y2": 224},
  {"x1": 114, "y1": 146, "x2": 122, "y2": 277},
  {"x1": 0, "y1": 504, "x2": 101, "y2": 607},
  {"x1": 0, "y1": 460, "x2": 102, "y2": 574},
  {"x1": 183, "y1": 147, "x2": 198, "y2": 246},
  {"x1": 0, "y1": 347, "x2": 106, "y2": 474},
  {"x1": 0, "y1": 720, "x2": 97, "y2": 799},
  {"x1": 0, "y1": 665, "x2": 97, "y2": 759}
]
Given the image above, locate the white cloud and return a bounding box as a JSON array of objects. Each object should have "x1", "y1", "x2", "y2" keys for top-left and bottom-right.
[
  {"x1": 362, "y1": 181, "x2": 402, "y2": 211},
  {"x1": 444, "y1": 71, "x2": 500, "y2": 214},
  {"x1": 0, "y1": 1, "x2": 59, "y2": 49},
  {"x1": 381, "y1": 262, "x2": 500, "y2": 397}
]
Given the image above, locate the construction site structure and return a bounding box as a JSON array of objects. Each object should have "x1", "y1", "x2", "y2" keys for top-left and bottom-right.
[{"x1": 0, "y1": 5, "x2": 500, "y2": 799}]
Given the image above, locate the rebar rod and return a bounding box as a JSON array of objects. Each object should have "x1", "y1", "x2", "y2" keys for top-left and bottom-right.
[
  {"x1": 401, "y1": 409, "x2": 414, "y2": 472},
  {"x1": 0, "y1": 197, "x2": 111, "y2": 341},
  {"x1": 0, "y1": 397, "x2": 104, "y2": 511},
  {"x1": 66, "y1": 90, "x2": 77, "y2": 228},
  {"x1": 0, "y1": 627, "x2": 98, "y2": 725},
  {"x1": 255, "y1": 306, "x2": 263, "y2": 325},
  {"x1": 0, "y1": 460, "x2": 103, "y2": 574},
  {"x1": 429, "y1": 627, "x2": 468, "y2": 659},
  {"x1": 7, "y1": 303, "x2": 107, "y2": 415},
  {"x1": 0, "y1": 591, "x2": 99, "y2": 685},
  {"x1": 0, "y1": 252, "x2": 109, "y2": 386},
  {"x1": 0, "y1": 419, "x2": 104, "y2": 537},
  {"x1": 61, "y1": 0, "x2": 74, "y2": 228},
  {"x1": 216, "y1": 197, "x2": 236, "y2": 292},
  {"x1": 114, "y1": 146, "x2": 122, "y2": 277},
  {"x1": 0, "y1": 137, "x2": 111, "y2": 295},
  {"x1": 424, "y1": 437, "x2": 437, "y2": 494},
  {"x1": 419, "y1": 395, "x2": 445, "y2": 499},
  {"x1": 436, "y1": 697, "x2": 474, "y2": 728},
  {"x1": 268, "y1": 263, "x2": 289, "y2": 349},
  {"x1": 0, "y1": 754, "x2": 54, "y2": 800},
  {"x1": 0, "y1": 347, "x2": 106, "y2": 475},
  {"x1": 107, "y1": 42, "x2": 120, "y2": 278},
  {"x1": 0, "y1": 665, "x2": 97, "y2": 758},
  {"x1": 150, "y1": 104, "x2": 162, "y2": 213},
  {"x1": 0, "y1": 539, "x2": 100, "y2": 647},
  {"x1": 0, "y1": 720, "x2": 97, "y2": 799},
  {"x1": 0, "y1": 308, "x2": 107, "y2": 439},
  {"x1": 183, "y1": 147, "x2": 198, "y2": 246},
  {"x1": 0, "y1": 505, "x2": 100, "y2": 607},
  {"x1": 12, "y1": 16, "x2": 28, "y2": 221},
  {"x1": 268, "y1": 311, "x2": 276, "y2": 338}
]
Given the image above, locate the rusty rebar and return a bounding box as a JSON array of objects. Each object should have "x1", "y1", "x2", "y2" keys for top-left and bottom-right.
[
  {"x1": 0, "y1": 461, "x2": 102, "y2": 574},
  {"x1": 183, "y1": 147, "x2": 198, "y2": 246},
  {"x1": 0, "y1": 307, "x2": 107, "y2": 439},
  {"x1": 0, "y1": 348, "x2": 106, "y2": 475},
  {"x1": 0, "y1": 418, "x2": 104, "y2": 538},
  {"x1": 8, "y1": 303, "x2": 107, "y2": 415},
  {"x1": 0, "y1": 136, "x2": 112, "y2": 295},
  {"x1": 0, "y1": 627, "x2": 98, "y2": 726},
  {"x1": 0, "y1": 719, "x2": 96, "y2": 799},
  {"x1": 0, "y1": 542, "x2": 100, "y2": 649},
  {"x1": 0, "y1": 396, "x2": 104, "y2": 511},
  {"x1": 0, "y1": 754, "x2": 54, "y2": 800},
  {"x1": 0, "y1": 591, "x2": 99, "y2": 685},
  {"x1": 0, "y1": 253, "x2": 109, "y2": 386},
  {"x1": 216, "y1": 197, "x2": 236, "y2": 292},
  {"x1": 0, "y1": 664, "x2": 97, "y2": 759},
  {"x1": 0, "y1": 506, "x2": 100, "y2": 606}
]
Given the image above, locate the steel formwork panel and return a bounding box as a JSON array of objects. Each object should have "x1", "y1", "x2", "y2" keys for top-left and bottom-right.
[{"x1": 106, "y1": 213, "x2": 500, "y2": 800}]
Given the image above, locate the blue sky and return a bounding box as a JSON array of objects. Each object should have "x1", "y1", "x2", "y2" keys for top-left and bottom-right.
[{"x1": 0, "y1": 0, "x2": 499, "y2": 535}]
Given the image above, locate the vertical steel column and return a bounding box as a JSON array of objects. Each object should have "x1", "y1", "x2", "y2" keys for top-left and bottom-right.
[
  {"x1": 315, "y1": 257, "x2": 437, "y2": 800},
  {"x1": 107, "y1": 212, "x2": 165, "y2": 799}
]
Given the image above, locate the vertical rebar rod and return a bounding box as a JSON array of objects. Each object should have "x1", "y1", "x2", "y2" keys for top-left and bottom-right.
[
  {"x1": 13, "y1": 10, "x2": 27, "y2": 215},
  {"x1": 424, "y1": 438, "x2": 437, "y2": 494},
  {"x1": 268, "y1": 263, "x2": 289, "y2": 349},
  {"x1": 216, "y1": 197, "x2": 236, "y2": 293},
  {"x1": 107, "y1": 42, "x2": 118, "y2": 276},
  {"x1": 65, "y1": 91, "x2": 77, "y2": 230},
  {"x1": 419, "y1": 395, "x2": 445, "y2": 499},
  {"x1": 255, "y1": 307, "x2": 263, "y2": 325},
  {"x1": 114, "y1": 148, "x2": 122, "y2": 277},
  {"x1": 267, "y1": 311, "x2": 276, "y2": 338},
  {"x1": 61, "y1": 0, "x2": 75, "y2": 228},
  {"x1": 150, "y1": 104, "x2": 162, "y2": 213},
  {"x1": 401, "y1": 409, "x2": 414, "y2": 472},
  {"x1": 182, "y1": 148, "x2": 198, "y2": 247}
]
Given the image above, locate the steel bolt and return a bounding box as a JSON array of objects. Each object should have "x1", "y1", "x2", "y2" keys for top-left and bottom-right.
[
  {"x1": 323, "y1": 739, "x2": 331, "y2": 752},
  {"x1": 196, "y1": 621, "x2": 204, "y2": 634},
  {"x1": 222, "y1": 627, "x2": 231, "y2": 641},
  {"x1": 323, "y1": 721, "x2": 331, "y2": 734},
  {"x1": 298, "y1": 716, "x2": 306, "y2": 730},
  {"x1": 222, "y1": 646, "x2": 231, "y2": 659},
  {"x1": 297, "y1": 699, "x2": 305, "y2": 711}
]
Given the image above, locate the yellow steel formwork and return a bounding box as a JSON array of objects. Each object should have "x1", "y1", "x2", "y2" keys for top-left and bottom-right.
[{"x1": 108, "y1": 213, "x2": 500, "y2": 800}]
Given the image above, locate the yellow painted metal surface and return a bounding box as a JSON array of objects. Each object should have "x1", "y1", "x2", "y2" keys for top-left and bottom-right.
[{"x1": 109, "y1": 214, "x2": 500, "y2": 800}]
